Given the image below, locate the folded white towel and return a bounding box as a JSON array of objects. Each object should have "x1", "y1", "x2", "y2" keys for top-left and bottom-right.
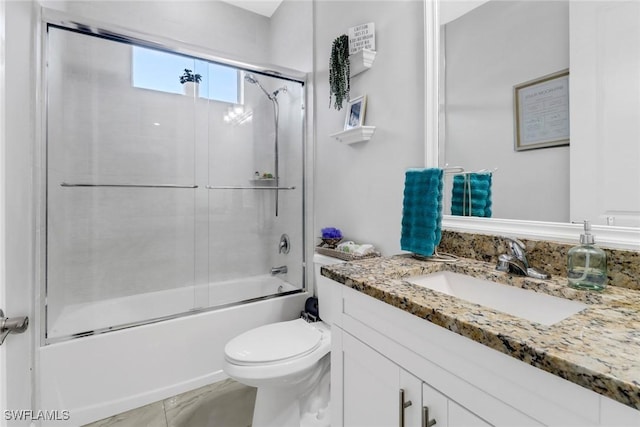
[
  {"x1": 336, "y1": 241, "x2": 376, "y2": 256},
  {"x1": 355, "y1": 244, "x2": 374, "y2": 255}
]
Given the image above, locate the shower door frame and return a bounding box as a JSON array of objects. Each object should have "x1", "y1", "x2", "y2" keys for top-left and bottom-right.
[{"x1": 38, "y1": 8, "x2": 310, "y2": 346}]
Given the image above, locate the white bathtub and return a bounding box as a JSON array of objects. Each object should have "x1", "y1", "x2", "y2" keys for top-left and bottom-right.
[
  {"x1": 38, "y1": 276, "x2": 308, "y2": 426},
  {"x1": 49, "y1": 275, "x2": 298, "y2": 340}
]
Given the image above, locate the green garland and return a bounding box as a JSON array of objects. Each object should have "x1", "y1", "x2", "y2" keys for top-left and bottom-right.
[{"x1": 329, "y1": 34, "x2": 350, "y2": 110}]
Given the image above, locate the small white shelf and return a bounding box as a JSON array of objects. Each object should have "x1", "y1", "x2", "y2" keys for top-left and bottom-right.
[
  {"x1": 350, "y1": 49, "x2": 377, "y2": 77},
  {"x1": 330, "y1": 126, "x2": 376, "y2": 144}
]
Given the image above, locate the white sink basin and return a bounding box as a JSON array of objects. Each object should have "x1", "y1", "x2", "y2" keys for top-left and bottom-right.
[{"x1": 408, "y1": 271, "x2": 587, "y2": 326}]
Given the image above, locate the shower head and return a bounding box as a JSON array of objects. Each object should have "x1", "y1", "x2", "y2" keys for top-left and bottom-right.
[
  {"x1": 244, "y1": 73, "x2": 259, "y2": 85},
  {"x1": 244, "y1": 73, "x2": 272, "y2": 100},
  {"x1": 244, "y1": 73, "x2": 286, "y2": 100}
]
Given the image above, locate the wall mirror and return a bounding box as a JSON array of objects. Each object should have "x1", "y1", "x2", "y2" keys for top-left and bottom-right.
[{"x1": 428, "y1": 0, "x2": 640, "y2": 249}]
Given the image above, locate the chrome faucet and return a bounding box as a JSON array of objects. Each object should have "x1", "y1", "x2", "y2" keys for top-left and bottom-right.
[
  {"x1": 271, "y1": 265, "x2": 288, "y2": 275},
  {"x1": 496, "y1": 237, "x2": 550, "y2": 279}
]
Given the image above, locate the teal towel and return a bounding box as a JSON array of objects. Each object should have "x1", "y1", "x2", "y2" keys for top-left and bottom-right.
[
  {"x1": 401, "y1": 168, "x2": 443, "y2": 257},
  {"x1": 451, "y1": 173, "x2": 492, "y2": 218}
]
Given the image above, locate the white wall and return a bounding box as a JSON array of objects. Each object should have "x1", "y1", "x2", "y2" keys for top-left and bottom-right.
[
  {"x1": 442, "y1": 0, "x2": 570, "y2": 223},
  {"x1": 439, "y1": 0, "x2": 490, "y2": 25},
  {"x1": 314, "y1": 0, "x2": 425, "y2": 256},
  {"x1": 270, "y1": 0, "x2": 313, "y2": 73}
]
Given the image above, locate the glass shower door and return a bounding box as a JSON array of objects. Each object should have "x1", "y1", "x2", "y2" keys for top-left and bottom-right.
[
  {"x1": 45, "y1": 25, "x2": 307, "y2": 343},
  {"x1": 46, "y1": 26, "x2": 202, "y2": 342},
  {"x1": 207, "y1": 73, "x2": 305, "y2": 306}
]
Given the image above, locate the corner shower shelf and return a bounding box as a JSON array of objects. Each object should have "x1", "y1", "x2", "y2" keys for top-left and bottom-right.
[
  {"x1": 249, "y1": 178, "x2": 276, "y2": 186},
  {"x1": 350, "y1": 49, "x2": 377, "y2": 77},
  {"x1": 330, "y1": 126, "x2": 376, "y2": 144}
]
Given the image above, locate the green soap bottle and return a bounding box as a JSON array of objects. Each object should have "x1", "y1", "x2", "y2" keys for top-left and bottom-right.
[{"x1": 567, "y1": 220, "x2": 607, "y2": 291}]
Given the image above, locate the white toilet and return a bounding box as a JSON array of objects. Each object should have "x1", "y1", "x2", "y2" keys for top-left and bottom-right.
[{"x1": 223, "y1": 254, "x2": 344, "y2": 427}]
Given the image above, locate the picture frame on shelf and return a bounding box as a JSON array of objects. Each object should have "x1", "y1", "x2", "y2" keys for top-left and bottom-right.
[{"x1": 344, "y1": 95, "x2": 367, "y2": 130}]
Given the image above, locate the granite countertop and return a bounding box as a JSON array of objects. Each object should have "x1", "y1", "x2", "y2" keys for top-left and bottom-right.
[{"x1": 321, "y1": 254, "x2": 640, "y2": 411}]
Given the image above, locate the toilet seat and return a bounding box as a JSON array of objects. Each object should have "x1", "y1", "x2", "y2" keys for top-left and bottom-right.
[
  {"x1": 225, "y1": 319, "x2": 324, "y2": 365},
  {"x1": 223, "y1": 319, "x2": 331, "y2": 387}
]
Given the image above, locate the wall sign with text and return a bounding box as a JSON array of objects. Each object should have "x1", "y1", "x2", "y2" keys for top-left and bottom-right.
[
  {"x1": 513, "y1": 69, "x2": 569, "y2": 151},
  {"x1": 348, "y1": 23, "x2": 375, "y2": 55}
]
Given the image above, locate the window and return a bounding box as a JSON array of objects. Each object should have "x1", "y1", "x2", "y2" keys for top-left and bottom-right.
[{"x1": 132, "y1": 46, "x2": 240, "y2": 104}]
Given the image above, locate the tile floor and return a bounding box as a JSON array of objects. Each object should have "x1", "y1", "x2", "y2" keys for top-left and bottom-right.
[{"x1": 83, "y1": 379, "x2": 256, "y2": 427}]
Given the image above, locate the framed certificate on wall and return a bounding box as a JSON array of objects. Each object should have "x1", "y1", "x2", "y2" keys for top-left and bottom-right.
[{"x1": 514, "y1": 69, "x2": 570, "y2": 151}]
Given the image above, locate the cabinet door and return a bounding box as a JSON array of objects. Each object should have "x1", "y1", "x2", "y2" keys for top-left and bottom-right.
[
  {"x1": 423, "y1": 381, "x2": 491, "y2": 427},
  {"x1": 400, "y1": 369, "x2": 424, "y2": 427},
  {"x1": 342, "y1": 331, "x2": 401, "y2": 427},
  {"x1": 422, "y1": 383, "x2": 448, "y2": 427},
  {"x1": 449, "y1": 400, "x2": 492, "y2": 427}
]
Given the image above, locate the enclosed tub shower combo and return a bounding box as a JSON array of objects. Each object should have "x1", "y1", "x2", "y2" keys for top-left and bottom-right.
[{"x1": 39, "y1": 17, "x2": 308, "y2": 425}]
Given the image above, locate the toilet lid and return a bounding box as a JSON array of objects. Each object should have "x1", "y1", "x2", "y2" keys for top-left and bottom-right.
[{"x1": 225, "y1": 319, "x2": 322, "y2": 364}]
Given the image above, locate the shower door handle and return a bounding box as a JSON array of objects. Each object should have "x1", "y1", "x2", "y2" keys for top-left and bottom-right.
[{"x1": 0, "y1": 309, "x2": 29, "y2": 346}]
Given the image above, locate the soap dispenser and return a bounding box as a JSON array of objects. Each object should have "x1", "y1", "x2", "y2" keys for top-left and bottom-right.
[{"x1": 567, "y1": 220, "x2": 607, "y2": 291}]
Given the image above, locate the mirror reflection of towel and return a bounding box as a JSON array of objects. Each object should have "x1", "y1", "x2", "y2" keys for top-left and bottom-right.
[
  {"x1": 400, "y1": 168, "x2": 443, "y2": 257},
  {"x1": 451, "y1": 173, "x2": 492, "y2": 217}
]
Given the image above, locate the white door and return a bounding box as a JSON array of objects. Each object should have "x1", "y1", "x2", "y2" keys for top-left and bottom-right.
[{"x1": 1, "y1": 1, "x2": 36, "y2": 426}]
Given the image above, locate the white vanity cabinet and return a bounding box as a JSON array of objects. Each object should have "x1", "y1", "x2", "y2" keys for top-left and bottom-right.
[
  {"x1": 322, "y1": 276, "x2": 640, "y2": 427},
  {"x1": 338, "y1": 328, "x2": 495, "y2": 427}
]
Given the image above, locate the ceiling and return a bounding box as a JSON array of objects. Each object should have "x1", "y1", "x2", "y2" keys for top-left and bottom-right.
[{"x1": 220, "y1": 0, "x2": 284, "y2": 17}]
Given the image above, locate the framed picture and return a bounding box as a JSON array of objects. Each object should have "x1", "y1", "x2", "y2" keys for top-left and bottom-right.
[
  {"x1": 344, "y1": 95, "x2": 367, "y2": 130},
  {"x1": 513, "y1": 69, "x2": 569, "y2": 151}
]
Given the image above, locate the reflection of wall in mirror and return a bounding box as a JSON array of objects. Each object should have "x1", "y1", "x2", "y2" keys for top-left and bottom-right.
[
  {"x1": 440, "y1": 0, "x2": 569, "y2": 223},
  {"x1": 570, "y1": 1, "x2": 640, "y2": 228}
]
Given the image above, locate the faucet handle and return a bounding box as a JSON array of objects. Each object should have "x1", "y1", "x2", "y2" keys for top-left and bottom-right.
[
  {"x1": 502, "y1": 237, "x2": 528, "y2": 267},
  {"x1": 503, "y1": 236, "x2": 525, "y2": 250}
]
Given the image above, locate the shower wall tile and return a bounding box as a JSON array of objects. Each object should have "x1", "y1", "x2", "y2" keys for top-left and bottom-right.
[
  {"x1": 48, "y1": 29, "x2": 198, "y2": 185},
  {"x1": 46, "y1": 186, "x2": 197, "y2": 337},
  {"x1": 207, "y1": 82, "x2": 305, "y2": 286}
]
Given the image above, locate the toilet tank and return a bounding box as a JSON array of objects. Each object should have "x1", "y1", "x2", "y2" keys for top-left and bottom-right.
[{"x1": 313, "y1": 254, "x2": 345, "y2": 325}]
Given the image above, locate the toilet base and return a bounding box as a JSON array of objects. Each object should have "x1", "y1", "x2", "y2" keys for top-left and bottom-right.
[
  {"x1": 253, "y1": 386, "x2": 301, "y2": 427},
  {"x1": 251, "y1": 355, "x2": 331, "y2": 427}
]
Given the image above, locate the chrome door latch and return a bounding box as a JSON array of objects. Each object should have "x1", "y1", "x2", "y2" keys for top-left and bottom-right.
[{"x1": 0, "y1": 309, "x2": 29, "y2": 345}]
